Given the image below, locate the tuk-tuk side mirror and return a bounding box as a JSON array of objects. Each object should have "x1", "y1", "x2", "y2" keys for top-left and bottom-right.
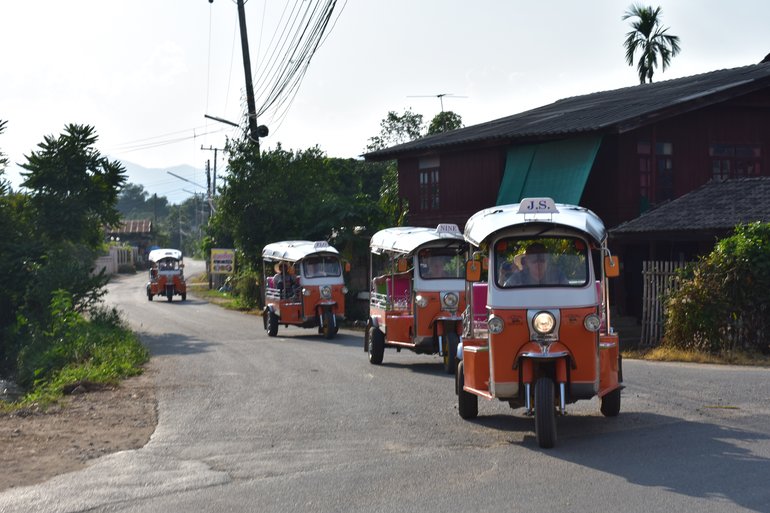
[
  {"x1": 604, "y1": 256, "x2": 620, "y2": 278},
  {"x1": 466, "y1": 260, "x2": 482, "y2": 283},
  {"x1": 396, "y1": 258, "x2": 408, "y2": 273}
]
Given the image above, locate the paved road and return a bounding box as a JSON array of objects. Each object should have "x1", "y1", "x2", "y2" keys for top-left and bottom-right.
[{"x1": 2, "y1": 260, "x2": 770, "y2": 513}]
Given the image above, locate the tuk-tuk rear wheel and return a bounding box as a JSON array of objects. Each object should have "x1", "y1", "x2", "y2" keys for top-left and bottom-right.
[
  {"x1": 534, "y1": 377, "x2": 557, "y2": 449},
  {"x1": 265, "y1": 310, "x2": 279, "y2": 337},
  {"x1": 367, "y1": 324, "x2": 385, "y2": 365},
  {"x1": 600, "y1": 388, "x2": 621, "y2": 417},
  {"x1": 457, "y1": 361, "x2": 478, "y2": 419}
]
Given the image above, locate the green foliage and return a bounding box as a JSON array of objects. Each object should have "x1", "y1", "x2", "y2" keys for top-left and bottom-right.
[
  {"x1": 16, "y1": 298, "x2": 148, "y2": 405},
  {"x1": 664, "y1": 222, "x2": 770, "y2": 354},
  {"x1": 365, "y1": 109, "x2": 424, "y2": 152},
  {"x1": 428, "y1": 111, "x2": 463, "y2": 134},
  {"x1": 21, "y1": 124, "x2": 127, "y2": 247},
  {"x1": 623, "y1": 4, "x2": 681, "y2": 84},
  {"x1": 209, "y1": 141, "x2": 388, "y2": 271},
  {"x1": 117, "y1": 183, "x2": 171, "y2": 220}
]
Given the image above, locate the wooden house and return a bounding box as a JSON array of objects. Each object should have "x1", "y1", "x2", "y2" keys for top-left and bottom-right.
[{"x1": 364, "y1": 60, "x2": 770, "y2": 317}]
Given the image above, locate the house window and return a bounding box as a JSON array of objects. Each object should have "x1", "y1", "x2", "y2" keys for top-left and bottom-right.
[
  {"x1": 419, "y1": 157, "x2": 440, "y2": 211},
  {"x1": 637, "y1": 140, "x2": 673, "y2": 208},
  {"x1": 709, "y1": 144, "x2": 762, "y2": 179}
]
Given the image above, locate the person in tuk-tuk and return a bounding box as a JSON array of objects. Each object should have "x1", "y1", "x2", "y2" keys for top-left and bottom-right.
[
  {"x1": 273, "y1": 263, "x2": 298, "y2": 296},
  {"x1": 503, "y1": 242, "x2": 568, "y2": 287}
]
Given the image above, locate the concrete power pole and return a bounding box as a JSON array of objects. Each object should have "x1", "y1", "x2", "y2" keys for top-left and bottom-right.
[{"x1": 236, "y1": 0, "x2": 260, "y2": 148}]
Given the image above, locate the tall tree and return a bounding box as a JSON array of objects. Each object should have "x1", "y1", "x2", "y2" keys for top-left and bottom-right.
[
  {"x1": 428, "y1": 111, "x2": 463, "y2": 135},
  {"x1": 21, "y1": 124, "x2": 127, "y2": 246},
  {"x1": 623, "y1": 4, "x2": 681, "y2": 84}
]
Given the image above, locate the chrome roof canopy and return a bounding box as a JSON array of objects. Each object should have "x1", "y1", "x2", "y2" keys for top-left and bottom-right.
[
  {"x1": 261, "y1": 240, "x2": 340, "y2": 262},
  {"x1": 464, "y1": 198, "x2": 607, "y2": 246},
  {"x1": 370, "y1": 224, "x2": 465, "y2": 256}
]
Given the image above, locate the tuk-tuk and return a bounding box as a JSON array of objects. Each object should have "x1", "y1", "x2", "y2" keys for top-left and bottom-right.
[
  {"x1": 365, "y1": 224, "x2": 467, "y2": 373},
  {"x1": 457, "y1": 198, "x2": 622, "y2": 448},
  {"x1": 262, "y1": 240, "x2": 348, "y2": 339},
  {"x1": 146, "y1": 248, "x2": 187, "y2": 302}
]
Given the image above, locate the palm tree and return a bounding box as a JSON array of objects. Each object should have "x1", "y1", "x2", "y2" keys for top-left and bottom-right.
[{"x1": 623, "y1": 4, "x2": 681, "y2": 84}]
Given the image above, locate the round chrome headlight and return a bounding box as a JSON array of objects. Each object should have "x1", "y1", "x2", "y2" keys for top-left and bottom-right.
[
  {"x1": 584, "y1": 313, "x2": 601, "y2": 332},
  {"x1": 442, "y1": 292, "x2": 459, "y2": 309},
  {"x1": 488, "y1": 316, "x2": 504, "y2": 334},
  {"x1": 342, "y1": 286, "x2": 348, "y2": 294},
  {"x1": 320, "y1": 285, "x2": 332, "y2": 299},
  {"x1": 302, "y1": 288, "x2": 311, "y2": 296},
  {"x1": 415, "y1": 295, "x2": 428, "y2": 308},
  {"x1": 532, "y1": 311, "x2": 555, "y2": 334}
]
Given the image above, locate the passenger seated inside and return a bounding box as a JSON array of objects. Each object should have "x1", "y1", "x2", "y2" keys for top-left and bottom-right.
[{"x1": 273, "y1": 263, "x2": 299, "y2": 297}]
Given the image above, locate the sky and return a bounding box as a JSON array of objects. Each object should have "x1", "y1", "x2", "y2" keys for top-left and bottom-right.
[{"x1": 2, "y1": 0, "x2": 769, "y2": 201}]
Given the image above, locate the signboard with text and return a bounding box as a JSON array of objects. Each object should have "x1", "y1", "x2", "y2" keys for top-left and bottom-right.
[{"x1": 211, "y1": 248, "x2": 235, "y2": 275}]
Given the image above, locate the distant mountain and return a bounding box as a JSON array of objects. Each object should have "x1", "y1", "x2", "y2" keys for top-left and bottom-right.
[
  {"x1": 3, "y1": 159, "x2": 207, "y2": 206},
  {"x1": 119, "y1": 161, "x2": 208, "y2": 205}
]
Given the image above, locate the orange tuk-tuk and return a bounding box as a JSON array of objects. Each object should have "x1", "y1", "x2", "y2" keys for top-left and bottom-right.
[
  {"x1": 146, "y1": 248, "x2": 187, "y2": 302},
  {"x1": 262, "y1": 240, "x2": 348, "y2": 339},
  {"x1": 365, "y1": 224, "x2": 467, "y2": 373},
  {"x1": 457, "y1": 198, "x2": 623, "y2": 448}
]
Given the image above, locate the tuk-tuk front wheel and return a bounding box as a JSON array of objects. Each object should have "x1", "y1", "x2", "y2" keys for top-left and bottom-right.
[
  {"x1": 367, "y1": 323, "x2": 385, "y2": 365},
  {"x1": 321, "y1": 309, "x2": 335, "y2": 340},
  {"x1": 534, "y1": 377, "x2": 557, "y2": 449},
  {"x1": 457, "y1": 361, "x2": 478, "y2": 419},
  {"x1": 601, "y1": 388, "x2": 621, "y2": 417},
  {"x1": 442, "y1": 331, "x2": 459, "y2": 374}
]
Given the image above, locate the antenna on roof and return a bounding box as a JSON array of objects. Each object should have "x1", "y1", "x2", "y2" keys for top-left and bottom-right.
[{"x1": 406, "y1": 93, "x2": 467, "y2": 112}]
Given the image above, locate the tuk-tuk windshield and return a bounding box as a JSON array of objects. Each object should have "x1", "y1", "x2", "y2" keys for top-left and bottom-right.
[
  {"x1": 157, "y1": 258, "x2": 181, "y2": 271},
  {"x1": 495, "y1": 236, "x2": 588, "y2": 288},
  {"x1": 418, "y1": 248, "x2": 464, "y2": 280},
  {"x1": 303, "y1": 256, "x2": 342, "y2": 278}
]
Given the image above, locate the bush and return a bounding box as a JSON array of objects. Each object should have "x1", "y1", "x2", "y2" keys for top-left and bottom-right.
[{"x1": 664, "y1": 222, "x2": 770, "y2": 355}]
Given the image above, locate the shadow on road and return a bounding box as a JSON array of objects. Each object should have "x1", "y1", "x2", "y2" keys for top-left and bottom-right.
[{"x1": 137, "y1": 331, "x2": 220, "y2": 357}]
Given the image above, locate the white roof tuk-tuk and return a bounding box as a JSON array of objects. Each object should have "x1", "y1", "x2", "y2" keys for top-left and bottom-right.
[
  {"x1": 261, "y1": 240, "x2": 348, "y2": 339},
  {"x1": 457, "y1": 198, "x2": 623, "y2": 448},
  {"x1": 365, "y1": 224, "x2": 467, "y2": 374},
  {"x1": 146, "y1": 248, "x2": 186, "y2": 302}
]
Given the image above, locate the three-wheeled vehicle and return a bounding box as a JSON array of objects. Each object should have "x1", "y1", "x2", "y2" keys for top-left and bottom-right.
[
  {"x1": 456, "y1": 198, "x2": 622, "y2": 448},
  {"x1": 146, "y1": 248, "x2": 187, "y2": 302},
  {"x1": 365, "y1": 224, "x2": 467, "y2": 373},
  {"x1": 262, "y1": 240, "x2": 348, "y2": 339}
]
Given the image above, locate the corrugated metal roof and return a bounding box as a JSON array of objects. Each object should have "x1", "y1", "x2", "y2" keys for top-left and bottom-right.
[
  {"x1": 610, "y1": 177, "x2": 770, "y2": 235},
  {"x1": 107, "y1": 219, "x2": 153, "y2": 235},
  {"x1": 364, "y1": 62, "x2": 770, "y2": 160}
]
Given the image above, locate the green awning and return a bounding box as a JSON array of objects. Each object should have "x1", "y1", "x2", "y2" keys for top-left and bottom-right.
[{"x1": 496, "y1": 135, "x2": 603, "y2": 205}]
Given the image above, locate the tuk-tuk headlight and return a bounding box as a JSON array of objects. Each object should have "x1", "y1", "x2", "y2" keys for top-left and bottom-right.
[
  {"x1": 532, "y1": 311, "x2": 555, "y2": 335},
  {"x1": 342, "y1": 286, "x2": 348, "y2": 294},
  {"x1": 303, "y1": 288, "x2": 311, "y2": 297},
  {"x1": 584, "y1": 313, "x2": 601, "y2": 332},
  {"x1": 415, "y1": 295, "x2": 428, "y2": 308},
  {"x1": 442, "y1": 292, "x2": 459, "y2": 310},
  {"x1": 488, "y1": 316, "x2": 504, "y2": 334},
  {"x1": 320, "y1": 285, "x2": 332, "y2": 299}
]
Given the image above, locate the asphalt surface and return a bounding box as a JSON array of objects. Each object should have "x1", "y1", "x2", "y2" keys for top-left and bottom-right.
[{"x1": 2, "y1": 259, "x2": 769, "y2": 513}]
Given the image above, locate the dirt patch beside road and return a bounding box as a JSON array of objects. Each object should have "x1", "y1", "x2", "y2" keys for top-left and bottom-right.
[{"x1": 0, "y1": 365, "x2": 158, "y2": 492}]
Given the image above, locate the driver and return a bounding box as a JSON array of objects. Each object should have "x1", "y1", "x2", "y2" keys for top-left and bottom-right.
[{"x1": 504, "y1": 243, "x2": 567, "y2": 286}]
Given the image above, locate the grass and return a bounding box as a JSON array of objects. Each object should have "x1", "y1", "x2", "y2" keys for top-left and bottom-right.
[{"x1": 622, "y1": 346, "x2": 770, "y2": 367}]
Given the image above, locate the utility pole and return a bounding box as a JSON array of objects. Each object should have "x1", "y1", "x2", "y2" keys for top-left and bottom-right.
[
  {"x1": 201, "y1": 145, "x2": 225, "y2": 197},
  {"x1": 207, "y1": 1, "x2": 268, "y2": 150},
  {"x1": 236, "y1": 0, "x2": 260, "y2": 148}
]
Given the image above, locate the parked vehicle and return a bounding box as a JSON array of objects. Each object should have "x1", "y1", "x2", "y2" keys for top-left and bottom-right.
[
  {"x1": 146, "y1": 248, "x2": 187, "y2": 302},
  {"x1": 457, "y1": 198, "x2": 622, "y2": 448},
  {"x1": 365, "y1": 224, "x2": 467, "y2": 373},
  {"x1": 262, "y1": 240, "x2": 348, "y2": 339}
]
